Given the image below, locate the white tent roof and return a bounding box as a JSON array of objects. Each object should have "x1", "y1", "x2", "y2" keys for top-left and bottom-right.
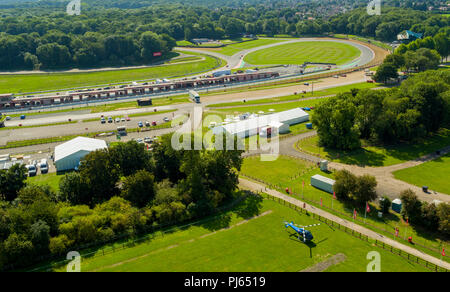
[
  {"x1": 55, "y1": 137, "x2": 107, "y2": 162},
  {"x1": 215, "y1": 108, "x2": 308, "y2": 136}
]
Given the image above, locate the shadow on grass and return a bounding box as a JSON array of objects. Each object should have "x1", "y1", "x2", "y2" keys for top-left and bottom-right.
[{"x1": 234, "y1": 192, "x2": 264, "y2": 219}]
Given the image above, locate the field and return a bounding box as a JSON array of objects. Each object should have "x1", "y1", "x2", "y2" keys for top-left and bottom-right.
[
  {"x1": 27, "y1": 172, "x2": 64, "y2": 192},
  {"x1": 0, "y1": 52, "x2": 224, "y2": 94},
  {"x1": 207, "y1": 82, "x2": 382, "y2": 108},
  {"x1": 240, "y1": 156, "x2": 449, "y2": 261},
  {"x1": 393, "y1": 153, "x2": 450, "y2": 195},
  {"x1": 296, "y1": 129, "x2": 450, "y2": 167},
  {"x1": 206, "y1": 39, "x2": 288, "y2": 56},
  {"x1": 43, "y1": 197, "x2": 428, "y2": 272},
  {"x1": 244, "y1": 41, "x2": 361, "y2": 66}
]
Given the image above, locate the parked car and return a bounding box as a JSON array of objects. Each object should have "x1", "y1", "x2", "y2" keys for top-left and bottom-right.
[
  {"x1": 163, "y1": 117, "x2": 170, "y2": 122},
  {"x1": 138, "y1": 121, "x2": 144, "y2": 128},
  {"x1": 145, "y1": 121, "x2": 151, "y2": 127},
  {"x1": 5, "y1": 116, "x2": 11, "y2": 121},
  {"x1": 125, "y1": 116, "x2": 131, "y2": 121},
  {"x1": 152, "y1": 121, "x2": 157, "y2": 126},
  {"x1": 115, "y1": 117, "x2": 121, "y2": 123},
  {"x1": 144, "y1": 137, "x2": 153, "y2": 144},
  {"x1": 136, "y1": 138, "x2": 144, "y2": 144},
  {"x1": 108, "y1": 117, "x2": 113, "y2": 123},
  {"x1": 26, "y1": 165, "x2": 37, "y2": 177},
  {"x1": 121, "y1": 118, "x2": 126, "y2": 122},
  {"x1": 40, "y1": 159, "x2": 49, "y2": 174},
  {"x1": 20, "y1": 115, "x2": 26, "y2": 120},
  {"x1": 101, "y1": 118, "x2": 106, "y2": 124}
]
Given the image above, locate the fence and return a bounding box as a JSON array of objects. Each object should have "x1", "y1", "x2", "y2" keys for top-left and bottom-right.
[
  {"x1": 241, "y1": 172, "x2": 449, "y2": 261},
  {"x1": 17, "y1": 194, "x2": 248, "y2": 272},
  {"x1": 261, "y1": 192, "x2": 448, "y2": 272}
]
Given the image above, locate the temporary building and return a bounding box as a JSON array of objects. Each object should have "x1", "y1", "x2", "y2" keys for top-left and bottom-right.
[
  {"x1": 310, "y1": 174, "x2": 335, "y2": 194},
  {"x1": 213, "y1": 108, "x2": 309, "y2": 138},
  {"x1": 54, "y1": 137, "x2": 107, "y2": 171},
  {"x1": 259, "y1": 121, "x2": 290, "y2": 137},
  {"x1": 391, "y1": 199, "x2": 402, "y2": 213}
]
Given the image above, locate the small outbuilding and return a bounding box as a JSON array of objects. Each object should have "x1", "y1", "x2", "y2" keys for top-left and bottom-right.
[
  {"x1": 54, "y1": 137, "x2": 107, "y2": 172},
  {"x1": 311, "y1": 174, "x2": 335, "y2": 194},
  {"x1": 391, "y1": 199, "x2": 402, "y2": 213}
]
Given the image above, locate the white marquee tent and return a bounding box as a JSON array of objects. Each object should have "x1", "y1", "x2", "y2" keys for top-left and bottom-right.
[{"x1": 54, "y1": 137, "x2": 107, "y2": 171}]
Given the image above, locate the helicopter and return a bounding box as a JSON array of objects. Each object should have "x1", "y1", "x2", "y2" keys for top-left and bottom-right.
[{"x1": 284, "y1": 221, "x2": 321, "y2": 242}]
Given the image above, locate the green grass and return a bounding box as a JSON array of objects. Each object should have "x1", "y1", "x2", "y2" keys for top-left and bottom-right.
[
  {"x1": 0, "y1": 52, "x2": 224, "y2": 94},
  {"x1": 297, "y1": 129, "x2": 450, "y2": 167},
  {"x1": 393, "y1": 153, "x2": 450, "y2": 195},
  {"x1": 207, "y1": 39, "x2": 288, "y2": 56},
  {"x1": 27, "y1": 172, "x2": 65, "y2": 192},
  {"x1": 211, "y1": 98, "x2": 324, "y2": 116},
  {"x1": 44, "y1": 197, "x2": 429, "y2": 272},
  {"x1": 207, "y1": 82, "x2": 382, "y2": 108},
  {"x1": 332, "y1": 34, "x2": 393, "y2": 51},
  {"x1": 240, "y1": 155, "x2": 449, "y2": 261},
  {"x1": 244, "y1": 41, "x2": 361, "y2": 66}
]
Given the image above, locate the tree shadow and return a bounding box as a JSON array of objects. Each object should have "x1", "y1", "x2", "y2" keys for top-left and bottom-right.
[{"x1": 234, "y1": 192, "x2": 264, "y2": 220}]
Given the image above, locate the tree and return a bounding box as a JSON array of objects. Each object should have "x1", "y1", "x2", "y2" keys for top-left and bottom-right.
[
  {"x1": 312, "y1": 94, "x2": 361, "y2": 150},
  {"x1": 30, "y1": 220, "x2": 50, "y2": 254},
  {"x1": 59, "y1": 172, "x2": 90, "y2": 205},
  {"x1": 0, "y1": 233, "x2": 33, "y2": 268},
  {"x1": 352, "y1": 175, "x2": 378, "y2": 206},
  {"x1": 420, "y1": 202, "x2": 440, "y2": 232},
  {"x1": 400, "y1": 189, "x2": 422, "y2": 223},
  {"x1": 140, "y1": 31, "x2": 162, "y2": 62},
  {"x1": 436, "y1": 203, "x2": 450, "y2": 236},
  {"x1": 380, "y1": 196, "x2": 391, "y2": 214},
  {"x1": 121, "y1": 170, "x2": 156, "y2": 208},
  {"x1": 0, "y1": 164, "x2": 27, "y2": 202},
  {"x1": 333, "y1": 170, "x2": 357, "y2": 201},
  {"x1": 109, "y1": 141, "x2": 152, "y2": 177},
  {"x1": 79, "y1": 149, "x2": 120, "y2": 205},
  {"x1": 374, "y1": 63, "x2": 398, "y2": 83},
  {"x1": 433, "y1": 33, "x2": 449, "y2": 62}
]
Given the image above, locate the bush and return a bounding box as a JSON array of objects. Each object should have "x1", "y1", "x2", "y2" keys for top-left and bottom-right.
[{"x1": 380, "y1": 196, "x2": 391, "y2": 214}]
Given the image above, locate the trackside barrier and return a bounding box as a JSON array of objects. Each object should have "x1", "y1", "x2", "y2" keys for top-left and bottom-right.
[
  {"x1": 240, "y1": 173, "x2": 449, "y2": 265},
  {"x1": 13, "y1": 194, "x2": 249, "y2": 272},
  {"x1": 260, "y1": 192, "x2": 448, "y2": 272}
]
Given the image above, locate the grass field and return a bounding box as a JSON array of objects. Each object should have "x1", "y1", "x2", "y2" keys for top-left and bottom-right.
[
  {"x1": 207, "y1": 82, "x2": 382, "y2": 108},
  {"x1": 296, "y1": 129, "x2": 450, "y2": 167},
  {"x1": 240, "y1": 156, "x2": 449, "y2": 261},
  {"x1": 27, "y1": 172, "x2": 65, "y2": 192},
  {"x1": 393, "y1": 153, "x2": 450, "y2": 195},
  {"x1": 0, "y1": 52, "x2": 224, "y2": 94},
  {"x1": 244, "y1": 41, "x2": 361, "y2": 66},
  {"x1": 207, "y1": 39, "x2": 288, "y2": 56},
  {"x1": 44, "y1": 197, "x2": 429, "y2": 272}
]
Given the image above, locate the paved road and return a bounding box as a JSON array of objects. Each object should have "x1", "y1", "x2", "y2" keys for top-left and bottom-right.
[{"x1": 239, "y1": 177, "x2": 450, "y2": 271}]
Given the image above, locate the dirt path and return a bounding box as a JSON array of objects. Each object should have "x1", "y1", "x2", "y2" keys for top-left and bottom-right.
[
  {"x1": 239, "y1": 178, "x2": 450, "y2": 271},
  {"x1": 300, "y1": 253, "x2": 347, "y2": 272}
]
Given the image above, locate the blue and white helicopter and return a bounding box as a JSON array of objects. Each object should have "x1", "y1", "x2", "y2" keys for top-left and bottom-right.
[{"x1": 284, "y1": 221, "x2": 321, "y2": 242}]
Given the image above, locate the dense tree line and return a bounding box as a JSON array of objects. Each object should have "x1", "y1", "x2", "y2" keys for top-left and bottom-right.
[
  {"x1": 0, "y1": 3, "x2": 448, "y2": 70},
  {"x1": 375, "y1": 33, "x2": 449, "y2": 82},
  {"x1": 400, "y1": 190, "x2": 449, "y2": 236},
  {"x1": 0, "y1": 134, "x2": 243, "y2": 270},
  {"x1": 312, "y1": 70, "x2": 450, "y2": 150}
]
